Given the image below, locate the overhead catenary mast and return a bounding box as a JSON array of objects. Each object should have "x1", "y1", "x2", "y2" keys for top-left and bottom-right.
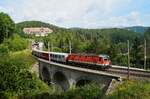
[
  {"x1": 144, "y1": 39, "x2": 147, "y2": 70},
  {"x1": 51, "y1": 43, "x2": 53, "y2": 52},
  {"x1": 127, "y1": 40, "x2": 130, "y2": 80},
  {"x1": 69, "y1": 40, "x2": 72, "y2": 54},
  {"x1": 48, "y1": 42, "x2": 50, "y2": 51}
]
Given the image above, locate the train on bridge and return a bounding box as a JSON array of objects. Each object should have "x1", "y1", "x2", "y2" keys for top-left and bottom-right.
[{"x1": 32, "y1": 49, "x2": 112, "y2": 69}]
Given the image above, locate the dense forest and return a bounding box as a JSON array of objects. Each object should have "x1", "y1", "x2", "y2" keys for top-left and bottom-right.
[{"x1": 17, "y1": 21, "x2": 150, "y2": 69}]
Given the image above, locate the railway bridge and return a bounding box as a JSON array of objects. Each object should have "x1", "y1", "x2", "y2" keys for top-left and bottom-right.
[{"x1": 37, "y1": 58, "x2": 121, "y2": 92}]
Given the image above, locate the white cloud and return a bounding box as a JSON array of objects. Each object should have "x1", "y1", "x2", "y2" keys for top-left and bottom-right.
[
  {"x1": 76, "y1": 11, "x2": 145, "y2": 28},
  {"x1": 0, "y1": 6, "x2": 14, "y2": 14},
  {"x1": 106, "y1": 11, "x2": 143, "y2": 27},
  {"x1": 1, "y1": 0, "x2": 148, "y2": 28}
]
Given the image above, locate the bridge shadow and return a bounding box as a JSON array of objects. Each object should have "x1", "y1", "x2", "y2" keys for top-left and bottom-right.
[
  {"x1": 53, "y1": 71, "x2": 69, "y2": 91},
  {"x1": 42, "y1": 67, "x2": 51, "y2": 85},
  {"x1": 76, "y1": 79, "x2": 92, "y2": 87}
]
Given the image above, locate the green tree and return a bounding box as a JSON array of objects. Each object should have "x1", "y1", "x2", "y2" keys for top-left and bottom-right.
[
  {"x1": 131, "y1": 37, "x2": 143, "y2": 68},
  {"x1": 0, "y1": 12, "x2": 15, "y2": 44},
  {"x1": 144, "y1": 28, "x2": 150, "y2": 68},
  {"x1": 2, "y1": 34, "x2": 28, "y2": 52}
]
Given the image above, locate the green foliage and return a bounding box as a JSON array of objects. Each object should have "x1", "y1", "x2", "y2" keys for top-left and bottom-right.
[
  {"x1": 110, "y1": 43, "x2": 128, "y2": 65},
  {"x1": 144, "y1": 28, "x2": 150, "y2": 68},
  {"x1": 107, "y1": 80, "x2": 150, "y2": 99},
  {"x1": 39, "y1": 28, "x2": 142, "y2": 67},
  {"x1": 20, "y1": 83, "x2": 104, "y2": 99},
  {"x1": 125, "y1": 26, "x2": 148, "y2": 34},
  {"x1": 144, "y1": 28, "x2": 150, "y2": 41},
  {"x1": 0, "y1": 44, "x2": 9, "y2": 57},
  {"x1": 0, "y1": 50, "x2": 51, "y2": 98},
  {"x1": 0, "y1": 12, "x2": 15, "y2": 44},
  {"x1": 2, "y1": 34, "x2": 28, "y2": 52},
  {"x1": 16, "y1": 21, "x2": 64, "y2": 36},
  {"x1": 62, "y1": 83, "x2": 104, "y2": 99}
]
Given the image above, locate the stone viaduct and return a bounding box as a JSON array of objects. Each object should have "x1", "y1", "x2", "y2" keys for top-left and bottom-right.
[{"x1": 37, "y1": 58, "x2": 121, "y2": 92}]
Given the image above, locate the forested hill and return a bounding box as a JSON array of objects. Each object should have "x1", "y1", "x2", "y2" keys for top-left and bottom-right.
[
  {"x1": 124, "y1": 26, "x2": 149, "y2": 34},
  {"x1": 17, "y1": 21, "x2": 142, "y2": 45},
  {"x1": 16, "y1": 21, "x2": 65, "y2": 32},
  {"x1": 17, "y1": 21, "x2": 142, "y2": 36}
]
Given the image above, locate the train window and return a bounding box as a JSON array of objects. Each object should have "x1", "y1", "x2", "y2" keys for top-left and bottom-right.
[
  {"x1": 56, "y1": 55, "x2": 58, "y2": 58},
  {"x1": 58, "y1": 55, "x2": 61, "y2": 58}
]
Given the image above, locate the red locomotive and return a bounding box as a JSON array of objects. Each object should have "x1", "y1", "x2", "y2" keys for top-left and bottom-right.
[
  {"x1": 32, "y1": 49, "x2": 111, "y2": 69},
  {"x1": 67, "y1": 54, "x2": 111, "y2": 69}
]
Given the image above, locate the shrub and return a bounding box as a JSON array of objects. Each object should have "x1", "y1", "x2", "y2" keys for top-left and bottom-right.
[
  {"x1": 62, "y1": 83, "x2": 104, "y2": 99},
  {"x1": 0, "y1": 44, "x2": 9, "y2": 57},
  {"x1": 0, "y1": 50, "x2": 50, "y2": 98},
  {"x1": 107, "y1": 80, "x2": 150, "y2": 99},
  {"x1": 3, "y1": 34, "x2": 28, "y2": 52}
]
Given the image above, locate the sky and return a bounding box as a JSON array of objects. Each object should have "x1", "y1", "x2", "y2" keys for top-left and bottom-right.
[{"x1": 0, "y1": 0, "x2": 150, "y2": 28}]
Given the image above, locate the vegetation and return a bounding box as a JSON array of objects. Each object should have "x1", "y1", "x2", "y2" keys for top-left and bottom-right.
[
  {"x1": 16, "y1": 21, "x2": 65, "y2": 37},
  {"x1": 0, "y1": 12, "x2": 16, "y2": 44},
  {"x1": 18, "y1": 80, "x2": 150, "y2": 99},
  {"x1": 144, "y1": 28, "x2": 150, "y2": 66},
  {"x1": 125, "y1": 26, "x2": 148, "y2": 34},
  {"x1": 107, "y1": 80, "x2": 150, "y2": 99},
  {"x1": 0, "y1": 12, "x2": 51, "y2": 98},
  {"x1": 20, "y1": 83, "x2": 104, "y2": 99},
  {"x1": 1, "y1": 34, "x2": 28, "y2": 52},
  {"x1": 0, "y1": 49, "x2": 51, "y2": 98}
]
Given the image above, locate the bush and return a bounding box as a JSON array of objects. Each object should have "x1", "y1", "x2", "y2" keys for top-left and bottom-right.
[
  {"x1": 0, "y1": 44, "x2": 9, "y2": 57},
  {"x1": 0, "y1": 50, "x2": 50, "y2": 98},
  {"x1": 62, "y1": 83, "x2": 104, "y2": 99},
  {"x1": 107, "y1": 80, "x2": 150, "y2": 99},
  {"x1": 21, "y1": 83, "x2": 104, "y2": 99},
  {"x1": 3, "y1": 34, "x2": 28, "y2": 52}
]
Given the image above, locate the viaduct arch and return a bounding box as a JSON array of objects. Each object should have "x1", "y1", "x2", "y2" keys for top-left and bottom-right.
[{"x1": 39, "y1": 59, "x2": 121, "y2": 92}]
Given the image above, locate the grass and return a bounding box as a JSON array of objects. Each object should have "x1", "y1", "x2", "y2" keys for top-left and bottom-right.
[{"x1": 10, "y1": 49, "x2": 36, "y2": 67}]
